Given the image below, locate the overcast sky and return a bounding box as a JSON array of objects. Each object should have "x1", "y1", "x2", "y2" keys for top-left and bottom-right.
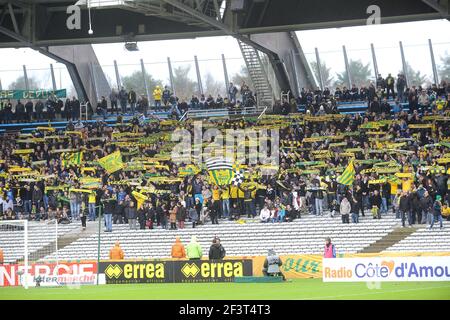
[{"x1": 0, "y1": 19, "x2": 448, "y2": 93}]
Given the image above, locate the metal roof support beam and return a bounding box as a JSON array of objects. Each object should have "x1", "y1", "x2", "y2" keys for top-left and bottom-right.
[
  {"x1": 161, "y1": 0, "x2": 230, "y2": 34},
  {"x1": 212, "y1": 0, "x2": 221, "y2": 20},
  {"x1": 421, "y1": 0, "x2": 449, "y2": 17},
  {"x1": 257, "y1": 0, "x2": 271, "y2": 27},
  {"x1": 0, "y1": 5, "x2": 8, "y2": 26},
  {"x1": 7, "y1": 2, "x2": 19, "y2": 33},
  {"x1": 0, "y1": 25, "x2": 88, "y2": 102}
]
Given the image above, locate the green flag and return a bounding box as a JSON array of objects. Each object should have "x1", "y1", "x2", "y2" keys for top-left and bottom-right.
[
  {"x1": 98, "y1": 151, "x2": 125, "y2": 174},
  {"x1": 337, "y1": 161, "x2": 355, "y2": 186}
]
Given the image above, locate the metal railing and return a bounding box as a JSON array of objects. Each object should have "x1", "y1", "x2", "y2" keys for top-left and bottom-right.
[{"x1": 186, "y1": 106, "x2": 258, "y2": 119}]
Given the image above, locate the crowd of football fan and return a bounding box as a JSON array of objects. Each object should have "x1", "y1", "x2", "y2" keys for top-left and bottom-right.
[
  {"x1": 2, "y1": 73, "x2": 447, "y2": 122},
  {"x1": 0, "y1": 74, "x2": 449, "y2": 232},
  {"x1": 0, "y1": 81, "x2": 257, "y2": 122}
]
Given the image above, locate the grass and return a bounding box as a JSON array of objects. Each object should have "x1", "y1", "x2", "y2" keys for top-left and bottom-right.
[{"x1": 1, "y1": 279, "x2": 450, "y2": 300}]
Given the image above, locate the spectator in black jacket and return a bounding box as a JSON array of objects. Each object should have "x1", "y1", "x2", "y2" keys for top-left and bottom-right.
[
  {"x1": 230, "y1": 202, "x2": 240, "y2": 220},
  {"x1": 380, "y1": 98, "x2": 391, "y2": 115},
  {"x1": 285, "y1": 204, "x2": 298, "y2": 222},
  {"x1": 355, "y1": 185, "x2": 364, "y2": 217},
  {"x1": 126, "y1": 201, "x2": 137, "y2": 230},
  {"x1": 25, "y1": 100, "x2": 33, "y2": 121},
  {"x1": 208, "y1": 237, "x2": 226, "y2": 260},
  {"x1": 55, "y1": 99, "x2": 63, "y2": 118},
  {"x1": 367, "y1": 83, "x2": 376, "y2": 104},
  {"x1": 399, "y1": 191, "x2": 411, "y2": 227},
  {"x1": 410, "y1": 190, "x2": 421, "y2": 225},
  {"x1": 114, "y1": 199, "x2": 124, "y2": 224},
  {"x1": 420, "y1": 190, "x2": 434, "y2": 225},
  {"x1": 188, "y1": 204, "x2": 198, "y2": 228},
  {"x1": 397, "y1": 74, "x2": 406, "y2": 102},
  {"x1": 46, "y1": 99, "x2": 55, "y2": 121},
  {"x1": 22, "y1": 185, "x2": 33, "y2": 216},
  {"x1": 98, "y1": 96, "x2": 108, "y2": 119},
  {"x1": 137, "y1": 202, "x2": 147, "y2": 230},
  {"x1": 101, "y1": 190, "x2": 115, "y2": 232},
  {"x1": 119, "y1": 87, "x2": 128, "y2": 114},
  {"x1": 369, "y1": 97, "x2": 381, "y2": 114},
  {"x1": 209, "y1": 199, "x2": 220, "y2": 225},
  {"x1": 128, "y1": 89, "x2": 137, "y2": 114},
  {"x1": 32, "y1": 185, "x2": 43, "y2": 210},
  {"x1": 376, "y1": 74, "x2": 386, "y2": 91},
  {"x1": 350, "y1": 85, "x2": 359, "y2": 101},
  {"x1": 409, "y1": 94, "x2": 418, "y2": 114},
  {"x1": 64, "y1": 98, "x2": 72, "y2": 121},
  {"x1": 370, "y1": 190, "x2": 382, "y2": 219},
  {"x1": 176, "y1": 202, "x2": 186, "y2": 229},
  {"x1": 349, "y1": 192, "x2": 359, "y2": 224},
  {"x1": 15, "y1": 100, "x2": 25, "y2": 123},
  {"x1": 146, "y1": 202, "x2": 156, "y2": 229},
  {"x1": 71, "y1": 97, "x2": 80, "y2": 121}
]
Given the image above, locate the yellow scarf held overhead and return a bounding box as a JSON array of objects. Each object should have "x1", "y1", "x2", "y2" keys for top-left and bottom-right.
[{"x1": 132, "y1": 191, "x2": 149, "y2": 209}]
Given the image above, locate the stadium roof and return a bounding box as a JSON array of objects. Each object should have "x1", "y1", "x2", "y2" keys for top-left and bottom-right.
[{"x1": 0, "y1": 0, "x2": 447, "y2": 48}]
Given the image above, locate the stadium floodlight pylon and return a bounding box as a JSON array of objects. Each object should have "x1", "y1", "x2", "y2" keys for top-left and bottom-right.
[{"x1": 0, "y1": 219, "x2": 59, "y2": 289}]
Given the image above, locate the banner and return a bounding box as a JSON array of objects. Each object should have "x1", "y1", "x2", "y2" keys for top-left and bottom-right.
[
  {"x1": 209, "y1": 169, "x2": 235, "y2": 186},
  {"x1": 0, "y1": 262, "x2": 97, "y2": 287},
  {"x1": 323, "y1": 256, "x2": 450, "y2": 282},
  {"x1": 206, "y1": 157, "x2": 234, "y2": 186},
  {"x1": 0, "y1": 89, "x2": 66, "y2": 100},
  {"x1": 98, "y1": 259, "x2": 253, "y2": 284},
  {"x1": 251, "y1": 255, "x2": 322, "y2": 279}
]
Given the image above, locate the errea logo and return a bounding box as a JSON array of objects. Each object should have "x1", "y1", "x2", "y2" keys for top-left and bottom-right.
[
  {"x1": 181, "y1": 263, "x2": 200, "y2": 278},
  {"x1": 105, "y1": 264, "x2": 123, "y2": 279}
]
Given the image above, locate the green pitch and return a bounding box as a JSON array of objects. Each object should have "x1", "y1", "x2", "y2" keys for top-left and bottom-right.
[{"x1": 1, "y1": 279, "x2": 450, "y2": 300}]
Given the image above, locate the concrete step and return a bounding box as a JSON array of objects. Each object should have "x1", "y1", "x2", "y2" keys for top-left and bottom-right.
[{"x1": 358, "y1": 227, "x2": 417, "y2": 253}]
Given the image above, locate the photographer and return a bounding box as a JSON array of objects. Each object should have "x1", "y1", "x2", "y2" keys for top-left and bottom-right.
[{"x1": 262, "y1": 249, "x2": 286, "y2": 281}]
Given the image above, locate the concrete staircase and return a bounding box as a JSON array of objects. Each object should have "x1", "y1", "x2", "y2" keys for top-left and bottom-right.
[{"x1": 358, "y1": 227, "x2": 418, "y2": 253}]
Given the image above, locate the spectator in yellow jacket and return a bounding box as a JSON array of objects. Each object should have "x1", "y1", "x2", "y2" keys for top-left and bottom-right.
[
  {"x1": 153, "y1": 85, "x2": 162, "y2": 111},
  {"x1": 442, "y1": 204, "x2": 450, "y2": 221}
]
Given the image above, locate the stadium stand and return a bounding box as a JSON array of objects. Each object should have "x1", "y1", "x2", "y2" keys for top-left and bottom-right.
[
  {"x1": 0, "y1": 77, "x2": 449, "y2": 265},
  {"x1": 45, "y1": 215, "x2": 401, "y2": 261},
  {"x1": 383, "y1": 221, "x2": 450, "y2": 252},
  {"x1": 0, "y1": 222, "x2": 79, "y2": 263}
]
